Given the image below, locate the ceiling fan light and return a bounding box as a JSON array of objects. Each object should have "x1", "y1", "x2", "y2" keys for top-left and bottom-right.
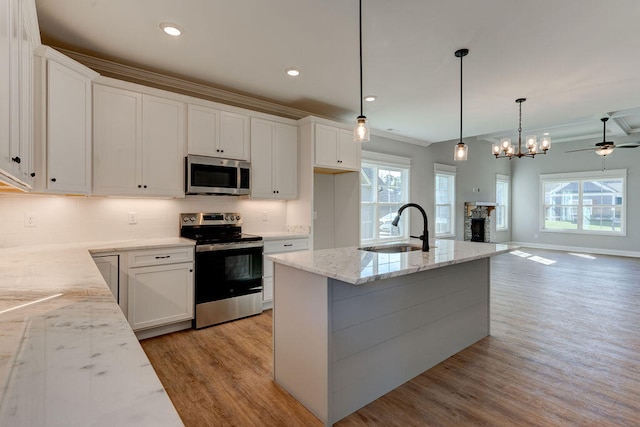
[{"x1": 595, "y1": 147, "x2": 614, "y2": 156}]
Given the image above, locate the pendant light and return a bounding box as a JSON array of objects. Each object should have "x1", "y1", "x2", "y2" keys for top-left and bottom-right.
[
  {"x1": 354, "y1": 0, "x2": 370, "y2": 142},
  {"x1": 454, "y1": 48, "x2": 469, "y2": 161}
]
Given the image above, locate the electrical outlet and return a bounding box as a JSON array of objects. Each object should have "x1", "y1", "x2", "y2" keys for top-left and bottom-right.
[
  {"x1": 24, "y1": 213, "x2": 36, "y2": 227},
  {"x1": 128, "y1": 212, "x2": 137, "y2": 225},
  {"x1": 262, "y1": 211, "x2": 269, "y2": 222}
]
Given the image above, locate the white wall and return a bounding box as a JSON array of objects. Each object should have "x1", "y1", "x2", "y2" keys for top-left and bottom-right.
[
  {"x1": 0, "y1": 194, "x2": 291, "y2": 248},
  {"x1": 511, "y1": 136, "x2": 640, "y2": 255}
]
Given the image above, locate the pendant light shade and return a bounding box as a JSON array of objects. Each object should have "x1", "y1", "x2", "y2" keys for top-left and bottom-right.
[
  {"x1": 354, "y1": 0, "x2": 370, "y2": 142},
  {"x1": 453, "y1": 48, "x2": 469, "y2": 161}
]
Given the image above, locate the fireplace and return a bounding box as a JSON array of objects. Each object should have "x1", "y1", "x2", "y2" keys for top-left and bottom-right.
[
  {"x1": 464, "y1": 202, "x2": 496, "y2": 243},
  {"x1": 471, "y1": 218, "x2": 485, "y2": 242}
]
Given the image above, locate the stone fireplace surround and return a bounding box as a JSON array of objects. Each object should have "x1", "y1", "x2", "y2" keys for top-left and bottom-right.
[{"x1": 464, "y1": 202, "x2": 496, "y2": 242}]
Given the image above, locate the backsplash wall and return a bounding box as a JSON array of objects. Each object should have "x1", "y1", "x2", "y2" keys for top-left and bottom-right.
[{"x1": 0, "y1": 194, "x2": 290, "y2": 248}]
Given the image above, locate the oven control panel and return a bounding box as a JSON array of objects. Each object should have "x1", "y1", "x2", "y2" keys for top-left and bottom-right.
[{"x1": 180, "y1": 212, "x2": 242, "y2": 226}]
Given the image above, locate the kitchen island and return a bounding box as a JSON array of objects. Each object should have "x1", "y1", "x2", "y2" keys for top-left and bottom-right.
[{"x1": 269, "y1": 239, "x2": 513, "y2": 426}]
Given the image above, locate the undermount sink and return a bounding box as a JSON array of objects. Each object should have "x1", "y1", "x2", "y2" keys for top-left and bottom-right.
[{"x1": 358, "y1": 243, "x2": 423, "y2": 253}]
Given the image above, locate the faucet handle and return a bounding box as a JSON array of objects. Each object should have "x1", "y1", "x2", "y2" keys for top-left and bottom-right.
[{"x1": 410, "y1": 235, "x2": 424, "y2": 240}]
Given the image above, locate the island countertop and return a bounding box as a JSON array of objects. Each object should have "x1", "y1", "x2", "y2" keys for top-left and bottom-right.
[
  {"x1": 267, "y1": 238, "x2": 514, "y2": 285},
  {"x1": 0, "y1": 239, "x2": 192, "y2": 426}
]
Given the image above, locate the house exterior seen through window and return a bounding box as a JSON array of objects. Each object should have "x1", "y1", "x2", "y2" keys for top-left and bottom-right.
[
  {"x1": 361, "y1": 153, "x2": 410, "y2": 243},
  {"x1": 540, "y1": 169, "x2": 626, "y2": 235}
]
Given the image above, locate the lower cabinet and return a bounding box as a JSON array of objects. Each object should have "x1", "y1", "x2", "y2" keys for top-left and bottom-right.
[
  {"x1": 92, "y1": 254, "x2": 119, "y2": 302},
  {"x1": 125, "y1": 247, "x2": 194, "y2": 333},
  {"x1": 263, "y1": 237, "x2": 309, "y2": 305}
]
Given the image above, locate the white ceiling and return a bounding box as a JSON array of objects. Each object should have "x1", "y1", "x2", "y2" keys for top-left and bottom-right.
[{"x1": 34, "y1": 0, "x2": 640, "y2": 146}]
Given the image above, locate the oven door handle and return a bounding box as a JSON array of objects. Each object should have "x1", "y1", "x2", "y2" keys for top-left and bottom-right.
[{"x1": 196, "y1": 241, "x2": 263, "y2": 252}]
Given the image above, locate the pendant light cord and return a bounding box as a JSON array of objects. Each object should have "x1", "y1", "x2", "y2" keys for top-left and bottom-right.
[
  {"x1": 459, "y1": 51, "x2": 463, "y2": 143},
  {"x1": 359, "y1": 0, "x2": 364, "y2": 117}
]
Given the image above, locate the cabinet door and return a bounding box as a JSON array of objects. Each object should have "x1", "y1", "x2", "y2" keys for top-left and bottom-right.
[
  {"x1": 142, "y1": 94, "x2": 185, "y2": 197},
  {"x1": 0, "y1": 0, "x2": 13, "y2": 178},
  {"x1": 187, "y1": 103, "x2": 218, "y2": 157},
  {"x1": 93, "y1": 255, "x2": 119, "y2": 301},
  {"x1": 314, "y1": 123, "x2": 338, "y2": 167},
  {"x1": 16, "y1": 0, "x2": 35, "y2": 185},
  {"x1": 93, "y1": 85, "x2": 142, "y2": 195},
  {"x1": 127, "y1": 262, "x2": 194, "y2": 331},
  {"x1": 250, "y1": 118, "x2": 275, "y2": 198},
  {"x1": 337, "y1": 129, "x2": 361, "y2": 171},
  {"x1": 46, "y1": 60, "x2": 92, "y2": 193},
  {"x1": 274, "y1": 122, "x2": 298, "y2": 199},
  {"x1": 219, "y1": 111, "x2": 249, "y2": 160}
]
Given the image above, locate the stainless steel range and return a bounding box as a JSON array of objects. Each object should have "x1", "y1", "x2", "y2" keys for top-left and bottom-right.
[{"x1": 180, "y1": 212, "x2": 263, "y2": 329}]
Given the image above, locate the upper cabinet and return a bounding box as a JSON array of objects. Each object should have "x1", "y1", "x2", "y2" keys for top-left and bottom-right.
[
  {"x1": 314, "y1": 123, "x2": 361, "y2": 171},
  {"x1": 93, "y1": 80, "x2": 185, "y2": 197},
  {"x1": 250, "y1": 117, "x2": 298, "y2": 200},
  {"x1": 33, "y1": 46, "x2": 99, "y2": 194},
  {"x1": 0, "y1": 0, "x2": 40, "y2": 190},
  {"x1": 187, "y1": 103, "x2": 249, "y2": 161}
]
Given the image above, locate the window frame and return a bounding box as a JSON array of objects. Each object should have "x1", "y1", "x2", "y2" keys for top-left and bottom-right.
[
  {"x1": 539, "y1": 169, "x2": 627, "y2": 236},
  {"x1": 434, "y1": 163, "x2": 457, "y2": 239},
  {"x1": 496, "y1": 173, "x2": 510, "y2": 231},
  {"x1": 360, "y1": 152, "x2": 411, "y2": 244}
]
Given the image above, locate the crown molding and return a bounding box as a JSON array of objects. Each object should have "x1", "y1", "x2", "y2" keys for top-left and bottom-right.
[{"x1": 55, "y1": 47, "x2": 314, "y2": 120}]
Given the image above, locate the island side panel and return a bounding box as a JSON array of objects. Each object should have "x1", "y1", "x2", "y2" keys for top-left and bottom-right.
[
  {"x1": 329, "y1": 258, "x2": 490, "y2": 424},
  {"x1": 272, "y1": 263, "x2": 331, "y2": 424}
]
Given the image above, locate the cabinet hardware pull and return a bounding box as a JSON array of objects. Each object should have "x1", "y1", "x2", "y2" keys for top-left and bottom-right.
[
  {"x1": 138, "y1": 185, "x2": 142, "y2": 188},
  {"x1": 11, "y1": 156, "x2": 21, "y2": 164},
  {"x1": 155, "y1": 255, "x2": 171, "y2": 259},
  {"x1": 283, "y1": 244, "x2": 293, "y2": 247},
  {"x1": 143, "y1": 185, "x2": 147, "y2": 188},
  {"x1": 30, "y1": 172, "x2": 35, "y2": 177},
  {"x1": 51, "y1": 178, "x2": 57, "y2": 182},
  {"x1": 189, "y1": 269, "x2": 193, "y2": 273}
]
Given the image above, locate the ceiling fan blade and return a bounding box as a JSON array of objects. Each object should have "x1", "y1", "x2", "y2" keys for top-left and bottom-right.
[
  {"x1": 565, "y1": 147, "x2": 597, "y2": 153},
  {"x1": 616, "y1": 142, "x2": 640, "y2": 148}
]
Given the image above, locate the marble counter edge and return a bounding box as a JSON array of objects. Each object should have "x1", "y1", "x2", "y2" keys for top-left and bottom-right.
[{"x1": 268, "y1": 241, "x2": 516, "y2": 285}]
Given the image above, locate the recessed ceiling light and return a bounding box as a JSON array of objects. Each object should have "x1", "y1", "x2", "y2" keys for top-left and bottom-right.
[
  {"x1": 285, "y1": 67, "x2": 301, "y2": 77},
  {"x1": 160, "y1": 22, "x2": 182, "y2": 36},
  {"x1": 364, "y1": 95, "x2": 377, "y2": 102}
]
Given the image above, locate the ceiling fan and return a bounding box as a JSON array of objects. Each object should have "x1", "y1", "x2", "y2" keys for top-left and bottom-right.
[{"x1": 566, "y1": 117, "x2": 640, "y2": 157}]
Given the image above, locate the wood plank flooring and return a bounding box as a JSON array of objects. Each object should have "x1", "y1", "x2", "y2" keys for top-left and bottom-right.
[{"x1": 141, "y1": 248, "x2": 640, "y2": 426}]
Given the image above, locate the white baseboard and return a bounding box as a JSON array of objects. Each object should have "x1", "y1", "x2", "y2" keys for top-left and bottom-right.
[
  {"x1": 262, "y1": 300, "x2": 273, "y2": 311},
  {"x1": 508, "y1": 241, "x2": 640, "y2": 259},
  {"x1": 135, "y1": 320, "x2": 192, "y2": 340}
]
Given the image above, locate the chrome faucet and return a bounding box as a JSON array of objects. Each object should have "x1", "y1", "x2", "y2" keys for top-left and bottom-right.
[{"x1": 391, "y1": 203, "x2": 430, "y2": 252}]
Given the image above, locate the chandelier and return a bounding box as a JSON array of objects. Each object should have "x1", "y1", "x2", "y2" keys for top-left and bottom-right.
[{"x1": 492, "y1": 98, "x2": 551, "y2": 159}]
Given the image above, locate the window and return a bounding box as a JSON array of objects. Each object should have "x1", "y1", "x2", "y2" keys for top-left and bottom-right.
[
  {"x1": 361, "y1": 152, "x2": 410, "y2": 243},
  {"x1": 540, "y1": 169, "x2": 626, "y2": 235},
  {"x1": 434, "y1": 164, "x2": 456, "y2": 238},
  {"x1": 496, "y1": 174, "x2": 510, "y2": 231}
]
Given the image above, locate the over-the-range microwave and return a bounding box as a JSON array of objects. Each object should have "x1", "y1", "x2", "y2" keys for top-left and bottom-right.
[{"x1": 185, "y1": 155, "x2": 251, "y2": 195}]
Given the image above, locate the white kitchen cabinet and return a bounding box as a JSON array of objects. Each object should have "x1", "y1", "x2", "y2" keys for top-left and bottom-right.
[
  {"x1": 126, "y1": 247, "x2": 194, "y2": 332},
  {"x1": 250, "y1": 117, "x2": 298, "y2": 199},
  {"x1": 93, "y1": 82, "x2": 185, "y2": 197},
  {"x1": 92, "y1": 254, "x2": 119, "y2": 302},
  {"x1": 0, "y1": 0, "x2": 39, "y2": 190},
  {"x1": 314, "y1": 123, "x2": 360, "y2": 171},
  {"x1": 187, "y1": 103, "x2": 250, "y2": 160},
  {"x1": 33, "y1": 46, "x2": 98, "y2": 194},
  {"x1": 262, "y1": 236, "x2": 309, "y2": 304}
]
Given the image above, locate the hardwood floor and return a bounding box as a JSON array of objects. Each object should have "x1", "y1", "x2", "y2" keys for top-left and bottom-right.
[{"x1": 141, "y1": 248, "x2": 640, "y2": 426}]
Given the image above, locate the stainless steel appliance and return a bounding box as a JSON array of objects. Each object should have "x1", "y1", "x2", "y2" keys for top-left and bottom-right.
[
  {"x1": 185, "y1": 155, "x2": 251, "y2": 195},
  {"x1": 180, "y1": 212, "x2": 263, "y2": 329}
]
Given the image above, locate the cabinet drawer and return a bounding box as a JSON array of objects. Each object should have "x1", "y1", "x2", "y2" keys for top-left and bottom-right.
[
  {"x1": 127, "y1": 247, "x2": 194, "y2": 268},
  {"x1": 264, "y1": 238, "x2": 309, "y2": 254}
]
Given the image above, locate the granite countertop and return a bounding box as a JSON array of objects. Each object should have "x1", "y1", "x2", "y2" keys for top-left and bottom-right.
[
  {"x1": 0, "y1": 238, "x2": 193, "y2": 426},
  {"x1": 268, "y1": 238, "x2": 515, "y2": 285}
]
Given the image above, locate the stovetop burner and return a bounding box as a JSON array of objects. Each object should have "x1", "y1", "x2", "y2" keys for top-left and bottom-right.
[{"x1": 179, "y1": 212, "x2": 262, "y2": 245}]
